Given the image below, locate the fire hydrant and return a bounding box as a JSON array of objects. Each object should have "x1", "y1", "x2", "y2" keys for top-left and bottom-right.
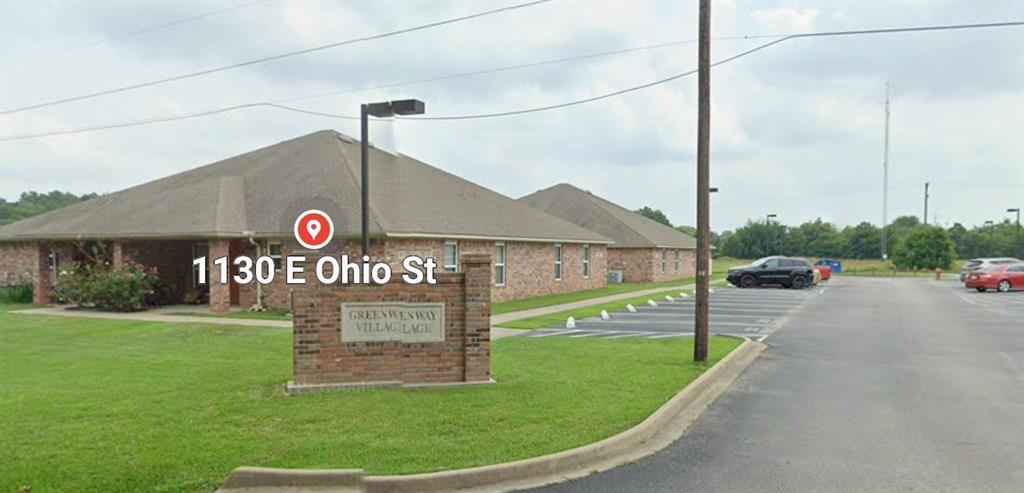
[{"x1": 934, "y1": 268, "x2": 943, "y2": 280}]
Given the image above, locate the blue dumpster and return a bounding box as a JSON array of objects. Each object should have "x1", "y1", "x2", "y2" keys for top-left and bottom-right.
[{"x1": 815, "y1": 259, "x2": 842, "y2": 273}]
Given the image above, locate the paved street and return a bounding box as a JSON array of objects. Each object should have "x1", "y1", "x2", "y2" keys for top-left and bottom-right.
[
  {"x1": 523, "y1": 276, "x2": 1024, "y2": 493},
  {"x1": 525, "y1": 284, "x2": 823, "y2": 342}
]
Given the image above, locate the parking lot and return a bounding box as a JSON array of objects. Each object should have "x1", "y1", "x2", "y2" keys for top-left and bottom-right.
[
  {"x1": 524, "y1": 284, "x2": 827, "y2": 342},
  {"x1": 953, "y1": 283, "x2": 1024, "y2": 317}
]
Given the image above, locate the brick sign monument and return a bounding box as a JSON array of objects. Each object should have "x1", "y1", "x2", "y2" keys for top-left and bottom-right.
[{"x1": 287, "y1": 252, "x2": 492, "y2": 392}]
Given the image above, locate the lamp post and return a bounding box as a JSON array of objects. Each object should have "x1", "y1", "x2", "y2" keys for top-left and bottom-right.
[
  {"x1": 1009, "y1": 208, "x2": 1021, "y2": 258},
  {"x1": 360, "y1": 99, "x2": 426, "y2": 257},
  {"x1": 985, "y1": 220, "x2": 995, "y2": 256},
  {"x1": 766, "y1": 213, "x2": 778, "y2": 255}
]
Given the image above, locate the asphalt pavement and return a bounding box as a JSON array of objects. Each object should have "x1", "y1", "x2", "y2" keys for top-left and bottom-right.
[
  {"x1": 521, "y1": 276, "x2": 1024, "y2": 493},
  {"x1": 524, "y1": 284, "x2": 823, "y2": 342}
]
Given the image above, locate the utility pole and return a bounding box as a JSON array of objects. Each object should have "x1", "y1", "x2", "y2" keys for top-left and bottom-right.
[
  {"x1": 693, "y1": 0, "x2": 711, "y2": 363},
  {"x1": 881, "y1": 83, "x2": 890, "y2": 260},
  {"x1": 923, "y1": 182, "x2": 929, "y2": 225}
]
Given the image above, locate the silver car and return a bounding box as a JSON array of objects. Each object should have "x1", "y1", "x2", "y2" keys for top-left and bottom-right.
[{"x1": 960, "y1": 258, "x2": 1022, "y2": 281}]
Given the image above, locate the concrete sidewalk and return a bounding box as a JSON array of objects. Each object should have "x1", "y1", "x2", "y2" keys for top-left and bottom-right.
[
  {"x1": 13, "y1": 306, "x2": 292, "y2": 328},
  {"x1": 490, "y1": 283, "x2": 698, "y2": 326}
]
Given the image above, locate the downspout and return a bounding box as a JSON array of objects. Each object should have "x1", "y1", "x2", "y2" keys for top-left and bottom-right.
[{"x1": 245, "y1": 232, "x2": 264, "y2": 311}]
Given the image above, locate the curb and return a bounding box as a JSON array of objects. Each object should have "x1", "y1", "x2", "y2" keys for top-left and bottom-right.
[{"x1": 218, "y1": 336, "x2": 766, "y2": 493}]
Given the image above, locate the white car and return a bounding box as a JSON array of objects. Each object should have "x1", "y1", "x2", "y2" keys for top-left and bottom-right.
[{"x1": 960, "y1": 258, "x2": 1022, "y2": 282}]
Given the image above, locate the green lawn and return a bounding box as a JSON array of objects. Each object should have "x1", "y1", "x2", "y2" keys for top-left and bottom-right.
[
  {"x1": 489, "y1": 258, "x2": 748, "y2": 317},
  {"x1": 166, "y1": 309, "x2": 292, "y2": 321},
  {"x1": 491, "y1": 278, "x2": 696, "y2": 315},
  {"x1": 0, "y1": 303, "x2": 740, "y2": 493},
  {"x1": 497, "y1": 277, "x2": 728, "y2": 329}
]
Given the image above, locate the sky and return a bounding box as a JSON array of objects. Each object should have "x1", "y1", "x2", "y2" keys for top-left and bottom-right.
[{"x1": 1, "y1": 0, "x2": 1022, "y2": 232}]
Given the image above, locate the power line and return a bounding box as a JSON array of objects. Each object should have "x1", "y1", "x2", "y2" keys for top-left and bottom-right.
[
  {"x1": 398, "y1": 21, "x2": 1023, "y2": 121},
  {"x1": 0, "y1": 0, "x2": 552, "y2": 115},
  {"x1": 2, "y1": 0, "x2": 268, "y2": 67},
  {"x1": 276, "y1": 34, "x2": 780, "y2": 104},
  {"x1": 0, "y1": 33, "x2": 780, "y2": 141},
  {"x1": 2, "y1": 20, "x2": 1020, "y2": 140}
]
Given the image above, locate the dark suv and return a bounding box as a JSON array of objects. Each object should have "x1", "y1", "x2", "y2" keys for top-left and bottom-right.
[{"x1": 727, "y1": 256, "x2": 815, "y2": 289}]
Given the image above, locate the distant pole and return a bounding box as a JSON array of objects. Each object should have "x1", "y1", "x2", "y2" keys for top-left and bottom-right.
[
  {"x1": 923, "y1": 182, "x2": 929, "y2": 225},
  {"x1": 694, "y1": 0, "x2": 711, "y2": 363},
  {"x1": 1010, "y1": 208, "x2": 1022, "y2": 258},
  {"x1": 881, "y1": 83, "x2": 890, "y2": 260},
  {"x1": 360, "y1": 104, "x2": 370, "y2": 257}
]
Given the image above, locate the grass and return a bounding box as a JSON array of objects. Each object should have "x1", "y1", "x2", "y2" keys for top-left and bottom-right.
[
  {"x1": 491, "y1": 278, "x2": 696, "y2": 315},
  {"x1": 490, "y1": 257, "x2": 749, "y2": 321},
  {"x1": 497, "y1": 277, "x2": 728, "y2": 329},
  {"x1": 0, "y1": 303, "x2": 740, "y2": 493},
  {"x1": 166, "y1": 309, "x2": 292, "y2": 321}
]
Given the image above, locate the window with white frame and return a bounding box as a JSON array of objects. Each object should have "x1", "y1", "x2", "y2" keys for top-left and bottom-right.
[
  {"x1": 443, "y1": 241, "x2": 459, "y2": 272},
  {"x1": 582, "y1": 244, "x2": 590, "y2": 278},
  {"x1": 554, "y1": 244, "x2": 563, "y2": 280},
  {"x1": 267, "y1": 241, "x2": 283, "y2": 271},
  {"x1": 661, "y1": 249, "x2": 667, "y2": 273},
  {"x1": 494, "y1": 243, "x2": 506, "y2": 286},
  {"x1": 674, "y1": 250, "x2": 680, "y2": 271}
]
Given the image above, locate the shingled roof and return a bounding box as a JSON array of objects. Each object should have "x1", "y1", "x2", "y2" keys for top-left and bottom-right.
[
  {"x1": 518, "y1": 183, "x2": 696, "y2": 249},
  {"x1": 0, "y1": 131, "x2": 610, "y2": 244}
]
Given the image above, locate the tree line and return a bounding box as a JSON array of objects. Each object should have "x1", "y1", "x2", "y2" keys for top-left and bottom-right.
[
  {"x1": 0, "y1": 191, "x2": 97, "y2": 225},
  {"x1": 635, "y1": 206, "x2": 1021, "y2": 270}
]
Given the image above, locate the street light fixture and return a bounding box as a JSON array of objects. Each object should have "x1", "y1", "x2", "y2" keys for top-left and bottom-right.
[
  {"x1": 766, "y1": 213, "x2": 777, "y2": 224},
  {"x1": 1009, "y1": 208, "x2": 1021, "y2": 258},
  {"x1": 360, "y1": 99, "x2": 426, "y2": 257}
]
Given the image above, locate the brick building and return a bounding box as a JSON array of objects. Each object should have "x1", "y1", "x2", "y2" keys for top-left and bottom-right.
[
  {"x1": 0, "y1": 130, "x2": 610, "y2": 311},
  {"x1": 519, "y1": 183, "x2": 697, "y2": 282}
]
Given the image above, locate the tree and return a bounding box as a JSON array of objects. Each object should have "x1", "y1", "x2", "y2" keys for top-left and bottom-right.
[
  {"x1": 635, "y1": 206, "x2": 672, "y2": 227},
  {"x1": 884, "y1": 215, "x2": 921, "y2": 251},
  {"x1": 840, "y1": 222, "x2": 882, "y2": 259},
  {"x1": 784, "y1": 218, "x2": 841, "y2": 258},
  {"x1": 891, "y1": 225, "x2": 956, "y2": 270},
  {"x1": 720, "y1": 220, "x2": 787, "y2": 258},
  {"x1": 0, "y1": 191, "x2": 98, "y2": 225}
]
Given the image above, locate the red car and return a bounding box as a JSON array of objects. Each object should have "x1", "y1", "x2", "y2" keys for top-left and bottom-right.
[
  {"x1": 965, "y1": 264, "x2": 1024, "y2": 292},
  {"x1": 814, "y1": 265, "x2": 832, "y2": 281}
]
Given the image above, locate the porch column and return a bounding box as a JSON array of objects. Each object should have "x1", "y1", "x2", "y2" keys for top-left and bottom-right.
[
  {"x1": 32, "y1": 243, "x2": 53, "y2": 304},
  {"x1": 209, "y1": 239, "x2": 231, "y2": 312},
  {"x1": 112, "y1": 242, "x2": 125, "y2": 269}
]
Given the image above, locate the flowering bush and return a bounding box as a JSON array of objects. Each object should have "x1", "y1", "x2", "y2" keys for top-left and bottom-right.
[{"x1": 56, "y1": 263, "x2": 159, "y2": 312}]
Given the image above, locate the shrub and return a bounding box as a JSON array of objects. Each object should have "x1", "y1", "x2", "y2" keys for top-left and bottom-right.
[
  {"x1": 0, "y1": 278, "x2": 33, "y2": 303},
  {"x1": 56, "y1": 263, "x2": 159, "y2": 312},
  {"x1": 892, "y1": 225, "x2": 957, "y2": 271}
]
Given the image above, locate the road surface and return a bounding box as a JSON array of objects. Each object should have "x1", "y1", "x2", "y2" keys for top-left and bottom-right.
[{"x1": 523, "y1": 276, "x2": 1024, "y2": 493}]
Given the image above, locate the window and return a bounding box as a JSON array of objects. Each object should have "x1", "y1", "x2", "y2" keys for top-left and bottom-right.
[
  {"x1": 554, "y1": 244, "x2": 563, "y2": 280},
  {"x1": 582, "y1": 244, "x2": 590, "y2": 278},
  {"x1": 494, "y1": 243, "x2": 506, "y2": 286},
  {"x1": 267, "y1": 241, "x2": 283, "y2": 271},
  {"x1": 443, "y1": 241, "x2": 459, "y2": 272},
  {"x1": 674, "y1": 250, "x2": 680, "y2": 271},
  {"x1": 192, "y1": 243, "x2": 209, "y2": 288},
  {"x1": 763, "y1": 258, "x2": 780, "y2": 269},
  {"x1": 661, "y1": 249, "x2": 667, "y2": 273}
]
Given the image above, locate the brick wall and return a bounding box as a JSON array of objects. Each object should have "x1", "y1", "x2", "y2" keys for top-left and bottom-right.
[
  {"x1": 0, "y1": 242, "x2": 37, "y2": 286},
  {"x1": 608, "y1": 247, "x2": 695, "y2": 283},
  {"x1": 238, "y1": 237, "x2": 608, "y2": 310},
  {"x1": 0, "y1": 241, "x2": 76, "y2": 303},
  {"x1": 290, "y1": 252, "x2": 491, "y2": 388}
]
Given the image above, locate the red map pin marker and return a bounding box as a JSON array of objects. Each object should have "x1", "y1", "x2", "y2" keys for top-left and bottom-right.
[{"x1": 293, "y1": 209, "x2": 334, "y2": 250}]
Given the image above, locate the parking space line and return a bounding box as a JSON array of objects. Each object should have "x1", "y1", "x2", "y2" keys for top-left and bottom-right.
[{"x1": 530, "y1": 329, "x2": 584, "y2": 337}]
